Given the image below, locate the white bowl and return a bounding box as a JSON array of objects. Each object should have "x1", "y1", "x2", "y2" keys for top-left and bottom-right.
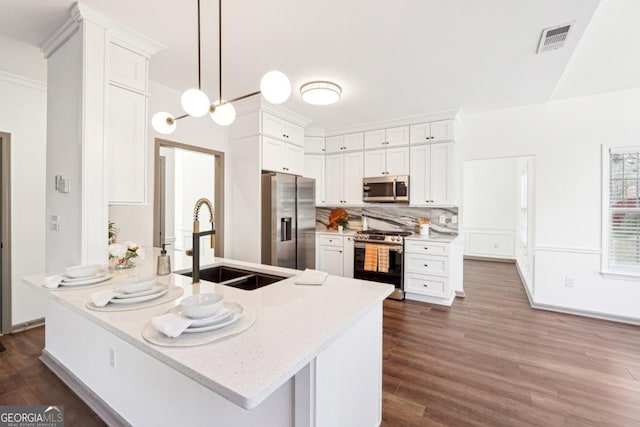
[
  {"x1": 180, "y1": 293, "x2": 224, "y2": 319},
  {"x1": 119, "y1": 277, "x2": 155, "y2": 294},
  {"x1": 65, "y1": 264, "x2": 100, "y2": 278}
]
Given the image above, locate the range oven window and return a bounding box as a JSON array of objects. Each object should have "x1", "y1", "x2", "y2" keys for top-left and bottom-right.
[{"x1": 353, "y1": 244, "x2": 403, "y2": 287}]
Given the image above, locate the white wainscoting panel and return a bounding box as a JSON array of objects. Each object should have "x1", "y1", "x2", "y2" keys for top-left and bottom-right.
[{"x1": 464, "y1": 228, "x2": 515, "y2": 258}]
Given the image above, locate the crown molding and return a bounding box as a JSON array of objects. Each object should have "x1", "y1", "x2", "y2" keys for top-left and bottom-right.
[
  {"x1": 233, "y1": 95, "x2": 313, "y2": 127},
  {"x1": 41, "y1": 2, "x2": 165, "y2": 59},
  {"x1": 0, "y1": 70, "x2": 46, "y2": 92},
  {"x1": 304, "y1": 128, "x2": 326, "y2": 137},
  {"x1": 324, "y1": 108, "x2": 460, "y2": 137}
]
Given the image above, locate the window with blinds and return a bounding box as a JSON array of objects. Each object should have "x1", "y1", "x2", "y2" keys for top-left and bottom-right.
[{"x1": 608, "y1": 148, "x2": 640, "y2": 273}]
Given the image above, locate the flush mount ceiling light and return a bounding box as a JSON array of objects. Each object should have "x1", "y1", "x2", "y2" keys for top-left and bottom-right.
[
  {"x1": 152, "y1": 0, "x2": 291, "y2": 134},
  {"x1": 300, "y1": 81, "x2": 342, "y2": 106}
]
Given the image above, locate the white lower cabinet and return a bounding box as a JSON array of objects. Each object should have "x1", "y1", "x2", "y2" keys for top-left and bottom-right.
[
  {"x1": 316, "y1": 233, "x2": 354, "y2": 277},
  {"x1": 403, "y1": 237, "x2": 462, "y2": 305}
]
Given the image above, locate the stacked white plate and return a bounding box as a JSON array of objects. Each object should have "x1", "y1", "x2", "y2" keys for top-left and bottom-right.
[
  {"x1": 110, "y1": 283, "x2": 168, "y2": 305},
  {"x1": 60, "y1": 264, "x2": 111, "y2": 286},
  {"x1": 172, "y1": 303, "x2": 244, "y2": 333}
]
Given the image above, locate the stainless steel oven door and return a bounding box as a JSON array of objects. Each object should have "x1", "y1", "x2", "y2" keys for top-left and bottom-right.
[{"x1": 353, "y1": 242, "x2": 404, "y2": 300}]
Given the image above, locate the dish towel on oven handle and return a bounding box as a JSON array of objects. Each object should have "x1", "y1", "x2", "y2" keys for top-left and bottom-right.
[
  {"x1": 378, "y1": 245, "x2": 390, "y2": 273},
  {"x1": 364, "y1": 244, "x2": 378, "y2": 271}
]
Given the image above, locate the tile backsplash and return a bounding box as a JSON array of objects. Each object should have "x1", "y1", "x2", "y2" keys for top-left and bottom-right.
[{"x1": 316, "y1": 206, "x2": 458, "y2": 236}]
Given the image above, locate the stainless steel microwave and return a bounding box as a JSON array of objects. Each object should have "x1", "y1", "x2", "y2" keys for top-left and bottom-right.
[{"x1": 363, "y1": 176, "x2": 409, "y2": 202}]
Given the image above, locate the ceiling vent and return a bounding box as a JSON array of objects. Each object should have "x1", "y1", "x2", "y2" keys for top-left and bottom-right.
[{"x1": 537, "y1": 22, "x2": 573, "y2": 53}]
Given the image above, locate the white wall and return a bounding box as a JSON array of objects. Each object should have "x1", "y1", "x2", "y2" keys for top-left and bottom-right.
[
  {"x1": 458, "y1": 88, "x2": 640, "y2": 321},
  {"x1": 0, "y1": 69, "x2": 47, "y2": 325},
  {"x1": 109, "y1": 81, "x2": 229, "y2": 253},
  {"x1": 462, "y1": 157, "x2": 519, "y2": 258}
]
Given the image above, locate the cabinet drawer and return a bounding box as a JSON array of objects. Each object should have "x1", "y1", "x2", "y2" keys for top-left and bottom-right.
[
  {"x1": 405, "y1": 254, "x2": 448, "y2": 276},
  {"x1": 109, "y1": 43, "x2": 147, "y2": 92},
  {"x1": 405, "y1": 273, "x2": 448, "y2": 297},
  {"x1": 405, "y1": 240, "x2": 449, "y2": 256},
  {"x1": 319, "y1": 234, "x2": 344, "y2": 247}
]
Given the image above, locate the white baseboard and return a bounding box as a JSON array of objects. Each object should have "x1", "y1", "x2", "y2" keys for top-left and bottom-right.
[
  {"x1": 40, "y1": 350, "x2": 131, "y2": 427},
  {"x1": 405, "y1": 291, "x2": 455, "y2": 306},
  {"x1": 515, "y1": 261, "x2": 640, "y2": 327},
  {"x1": 10, "y1": 317, "x2": 45, "y2": 333}
]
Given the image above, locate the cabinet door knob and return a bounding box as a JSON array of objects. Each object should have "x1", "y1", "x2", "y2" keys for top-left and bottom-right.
[
  {"x1": 424, "y1": 247, "x2": 429, "y2": 250},
  {"x1": 423, "y1": 283, "x2": 429, "y2": 287},
  {"x1": 339, "y1": 250, "x2": 343, "y2": 253},
  {"x1": 424, "y1": 264, "x2": 429, "y2": 267}
]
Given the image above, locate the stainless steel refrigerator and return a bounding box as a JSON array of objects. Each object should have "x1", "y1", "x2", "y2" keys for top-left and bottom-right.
[{"x1": 261, "y1": 173, "x2": 316, "y2": 270}]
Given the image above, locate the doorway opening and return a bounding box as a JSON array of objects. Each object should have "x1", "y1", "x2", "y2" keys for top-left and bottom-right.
[
  {"x1": 0, "y1": 132, "x2": 11, "y2": 334},
  {"x1": 153, "y1": 139, "x2": 224, "y2": 258},
  {"x1": 462, "y1": 155, "x2": 536, "y2": 293}
]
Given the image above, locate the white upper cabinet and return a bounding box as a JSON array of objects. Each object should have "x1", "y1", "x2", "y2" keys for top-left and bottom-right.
[
  {"x1": 325, "y1": 136, "x2": 344, "y2": 154},
  {"x1": 343, "y1": 133, "x2": 364, "y2": 151},
  {"x1": 106, "y1": 84, "x2": 147, "y2": 204},
  {"x1": 364, "y1": 147, "x2": 409, "y2": 177},
  {"x1": 325, "y1": 151, "x2": 364, "y2": 205},
  {"x1": 364, "y1": 129, "x2": 386, "y2": 149},
  {"x1": 364, "y1": 150, "x2": 386, "y2": 177},
  {"x1": 107, "y1": 42, "x2": 150, "y2": 205},
  {"x1": 386, "y1": 126, "x2": 410, "y2": 147},
  {"x1": 386, "y1": 147, "x2": 410, "y2": 175},
  {"x1": 410, "y1": 120, "x2": 455, "y2": 144},
  {"x1": 326, "y1": 133, "x2": 364, "y2": 153},
  {"x1": 262, "y1": 136, "x2": 304, "y2": 175},
  {"x1": 109, "y1": 43, "x2": 147, "y2": 92},
  {"x1": 410, "y1": 142, "x2": 455, "y2": 205},
  {"x1": 364, "y1": 126, "x2": 409, "y2": 150},
  {"x1": 304, "y1": 154, "x2": 325, "y2": 204},
  {"x1": 304, "y1": 136, "x2": 325, "y2": 154},
  {"x1": 261, "y1": 111, "x2": 304, "y2": 146}
]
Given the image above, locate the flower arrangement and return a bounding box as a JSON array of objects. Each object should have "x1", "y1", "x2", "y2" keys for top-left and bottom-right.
[{"x1": 109, "y1": 241, "x2": 145, "y2": 269}]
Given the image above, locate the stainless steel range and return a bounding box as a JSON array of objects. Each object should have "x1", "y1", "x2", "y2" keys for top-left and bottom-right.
[{"x1": 353, "y1": 230, "x2": 411, "y2": 300}]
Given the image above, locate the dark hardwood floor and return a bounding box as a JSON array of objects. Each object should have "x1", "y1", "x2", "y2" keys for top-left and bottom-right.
[
  {"x1": 1, "y1": 259, "x2": 639, "y2": 426},
  {"x1": 382, "y1": 260, "x2": 640, "y2": 426}
]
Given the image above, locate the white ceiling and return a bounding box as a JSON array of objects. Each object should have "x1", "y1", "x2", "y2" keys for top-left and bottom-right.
[{"x1": 0, "y1": 0, "x2": 610, "y2": 130}]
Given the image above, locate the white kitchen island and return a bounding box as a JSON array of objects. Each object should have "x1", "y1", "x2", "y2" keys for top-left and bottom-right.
[{"x1": 24, "y1": 254, "x2": 393, "y2": 427}]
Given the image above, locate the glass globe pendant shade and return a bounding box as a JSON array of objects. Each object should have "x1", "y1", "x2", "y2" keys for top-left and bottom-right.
[
  {"x1": 260, "y1": 70, "x2": 291, "y2": 104},
  {"x1": 151, "y1": 112, "x2": 177, "y2": 134},
  {"x1": 210, "y1": 100, "x2": 236, "y2": 126},
  {"x1": 181, "y1": 88, "x2": 211, "y2": 117}
]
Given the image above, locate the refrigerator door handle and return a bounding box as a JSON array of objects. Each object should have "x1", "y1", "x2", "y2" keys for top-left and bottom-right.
[{"x1": 281, "y1": 217, "x2": 292, "y2": 241}]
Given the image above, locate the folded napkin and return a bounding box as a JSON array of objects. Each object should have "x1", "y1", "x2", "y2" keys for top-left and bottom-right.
[
  {"x1": 90, "y1": 289, "x2": 119, "y2": 307},
  {"x1": 44, "y1": 275, "x2": 64, "y2": 289},
  {"x1": 151, "y1": 313, "x2": 194, "y2": 338},
  {"x1": 295, "y1": 269, "x2": 328, "y2": 285}
]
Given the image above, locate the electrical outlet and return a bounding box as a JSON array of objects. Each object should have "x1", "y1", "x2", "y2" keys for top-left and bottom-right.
[
  {"x1": 565, "y1": 276, "x2": 575, "y2": 287},
  {"x1": 50, "y1": 215, "x2": 59, "y2": 231},
  {"x1": 452, "y1": 215, "x2": 458, "y2": 224},
  {"x1": 109, "y1": 348, "x2": 116, "y2": 368},
  {"x1": 438, "y1": 215, "x2": 446, "y2": 223}
]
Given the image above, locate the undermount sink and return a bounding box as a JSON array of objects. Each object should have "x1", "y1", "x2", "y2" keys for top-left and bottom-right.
[{"x1": 180, "y1": 266, "x2": 288, "y2": 291}]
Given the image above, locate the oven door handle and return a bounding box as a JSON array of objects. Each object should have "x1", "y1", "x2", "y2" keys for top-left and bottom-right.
[{"x1": 354, "y1": 242, "x2": 403, "y2": 254}]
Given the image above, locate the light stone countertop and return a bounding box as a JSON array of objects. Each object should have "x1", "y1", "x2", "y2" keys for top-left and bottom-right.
[
  {"x1": 404, "y1": 233, "x2": 460, "y2": 243},
  {"x1": 315, "y1": 229, "x2": 358, "y2": 236},
  {"x1": 24, "y1": 250, "x2": 393, "y2": 410}
]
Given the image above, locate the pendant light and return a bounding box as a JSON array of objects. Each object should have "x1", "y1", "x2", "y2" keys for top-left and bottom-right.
[{"x1": 152, "y1": 0, "x2": 291, "y2": 133}]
